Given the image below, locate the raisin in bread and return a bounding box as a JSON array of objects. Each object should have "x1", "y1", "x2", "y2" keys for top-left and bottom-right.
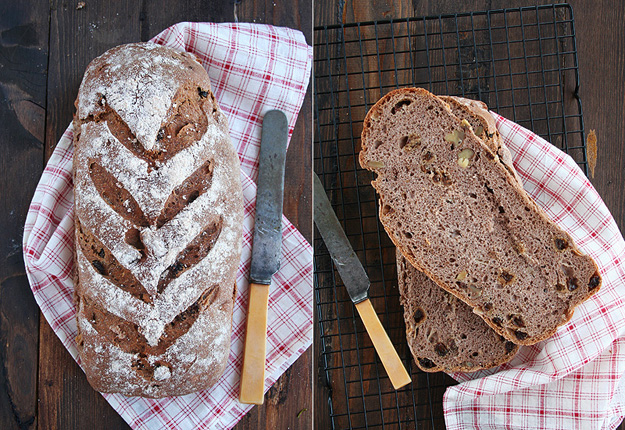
[
  {"x1": 360, "y1": 87, "x2": 601, "y2": 345},
  {"x1": 73, "y1": 42, "x2": 243, "y2": 397},
  {"x1": 398, "y1": 253, "x2": 518, "y2": 372}
]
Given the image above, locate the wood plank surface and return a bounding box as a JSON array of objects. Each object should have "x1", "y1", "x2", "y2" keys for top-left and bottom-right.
[
  {"x1": 0, "y1": 3, "x2": 50, "y2": 430},
  {"x1": 314, "y1": 0, "x2": 625, "y2": 429},
  {"x1": 1, "y1": 0, "x2": 312, "y2": 429}
]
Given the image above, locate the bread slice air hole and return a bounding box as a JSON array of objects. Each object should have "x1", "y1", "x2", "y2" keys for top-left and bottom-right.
[
  {"x1": 413, "y1": 307, "x2": 426, "y2": 324},
  {"x1": 391, "y1": 99, "x2": 412, "y2": 114}
]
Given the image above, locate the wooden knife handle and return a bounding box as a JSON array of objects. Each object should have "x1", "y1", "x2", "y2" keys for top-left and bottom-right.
[
  {"x1": 355, "y1": 299, "x2": 412, "y2": 389},
  {"x1": 239, "y1": 282, "x2": 270, "y2": 404}
]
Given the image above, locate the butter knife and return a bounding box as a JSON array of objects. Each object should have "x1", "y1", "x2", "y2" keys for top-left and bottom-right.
[
  {"x1": 314, "y1": 173, "x2": 411, "y2": 389},
  {"x1": 240, "y1": 110, "x2": 289, "y2": 405}
]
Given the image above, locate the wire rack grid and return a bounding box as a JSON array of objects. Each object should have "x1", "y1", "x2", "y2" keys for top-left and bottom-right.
[{"x1": 314, "y1": 4, "x2": 587, "y2": 429}]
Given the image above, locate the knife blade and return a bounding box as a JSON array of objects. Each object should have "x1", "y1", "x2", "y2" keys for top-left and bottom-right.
[
  {"x1": 313, "y1": 174, "x2": 369, "y2": 303},
  {"x1": 314, "y1": 173, "x2": 411, "y2": 389},
  {"x1": 240, "y1": 110, "x2": 288, "y2": 405},
  {"x1": 250, "y1": 110, "x2": 289, "y2": 284}
]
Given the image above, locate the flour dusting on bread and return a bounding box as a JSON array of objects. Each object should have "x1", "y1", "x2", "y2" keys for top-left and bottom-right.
[{"x1": 74, "y1": 42, "x2": 243, "y2": 397}]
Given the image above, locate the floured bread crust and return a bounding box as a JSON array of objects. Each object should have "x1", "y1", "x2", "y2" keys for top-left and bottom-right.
[
  {"x1": 73, "y1": 43, "x2": 243, "y2": 397},
  {"x1": 360, "y1": 88, "x2": 601, "y2": 346}
]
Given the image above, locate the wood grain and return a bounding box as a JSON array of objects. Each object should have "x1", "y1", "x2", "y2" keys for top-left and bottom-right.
[
  {"x1": 314, "y1": 0, "x2": 625, "y2": 428},
  {"x1": 1, "y1": 0, "x2": 312, "y2": 429},
  {"x1": 0, "y1": 2, "x2": 49, "y2": 429}
]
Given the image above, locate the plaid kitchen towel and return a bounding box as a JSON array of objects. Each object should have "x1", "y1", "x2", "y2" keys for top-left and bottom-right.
[
  {"x1": 445, "y1": 114, "x2": 625, "y2": 430},
  {"x1": 23, "y1": 22, "x2": 312, "y2": 430}
]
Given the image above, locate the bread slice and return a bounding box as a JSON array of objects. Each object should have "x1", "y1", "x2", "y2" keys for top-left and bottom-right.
[
  {"x1": 360, "y1": 87, "x2": 601, "y2": 345},
  {"x1": 401, "y1": 95, "x2": 519, "y2": 370},
  {"x1": 398, "y1": 253, "x2": 518, "y2": 372}
]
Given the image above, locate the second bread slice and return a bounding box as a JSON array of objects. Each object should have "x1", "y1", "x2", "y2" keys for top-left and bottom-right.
[{"x1": 398, "y1": 252, "x2": 518, "y2": 372}]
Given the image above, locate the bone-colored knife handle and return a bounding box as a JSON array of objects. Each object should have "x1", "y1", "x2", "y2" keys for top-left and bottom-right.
[
  {"x1": 239, "y1": 282, "x2": 270, "y2": 404},
  {"x1": 355, "y1": 299, "x2": 411, "y2": 389}
]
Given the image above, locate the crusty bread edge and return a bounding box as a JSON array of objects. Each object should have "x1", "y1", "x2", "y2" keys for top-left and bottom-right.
[{"x1": 439, "y1": 95, "x2": 524, "y2": 187}]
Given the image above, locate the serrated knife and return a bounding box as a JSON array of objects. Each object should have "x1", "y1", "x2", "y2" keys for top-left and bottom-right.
[
  {"x1": 314, "y1": 173, "x2": 411, "y2": 389},
  {"x1": 240, "y1": 110, "x2": 288, "y2": 405}
]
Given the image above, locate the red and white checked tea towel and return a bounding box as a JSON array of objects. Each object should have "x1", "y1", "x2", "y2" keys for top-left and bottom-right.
[
  {"x1": 445, "y1": 114, "x2": 625, "y2": 430},
  {"x1": 23, "y1": 22, "x2": 312, "y2": 430}
]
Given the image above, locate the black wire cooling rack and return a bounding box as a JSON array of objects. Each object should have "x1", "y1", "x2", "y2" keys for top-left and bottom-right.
[{"x1": 314, "y1": 4, "x2": 587, "y2": 429}]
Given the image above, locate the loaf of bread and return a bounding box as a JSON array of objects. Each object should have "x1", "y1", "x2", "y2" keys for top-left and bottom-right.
[
  {"x1": 73, "y1": 43, "x2": 243, "y2": 397},
  {"x1": 360, "y1": 88, "x2": 601, "y2": 345},
  {"x1": 397, "y1": 253, "x2": 518, "y2": 372}
]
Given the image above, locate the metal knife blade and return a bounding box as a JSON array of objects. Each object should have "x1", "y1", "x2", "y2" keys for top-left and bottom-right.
[
  {"x1": 313, "y1": 173, "x2": 369, "y2": 303},
  {"x1": 250, "y1": 110, "x2": 289, "y2": 285}
]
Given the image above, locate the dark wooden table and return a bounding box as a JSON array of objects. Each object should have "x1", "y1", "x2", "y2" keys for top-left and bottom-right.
[
  {"x1": 315, "y1": 0, "x2": 625, "y2": 428},
  {"x1": 0, "y1": 1, "x2": 311, "y2": 429}
]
